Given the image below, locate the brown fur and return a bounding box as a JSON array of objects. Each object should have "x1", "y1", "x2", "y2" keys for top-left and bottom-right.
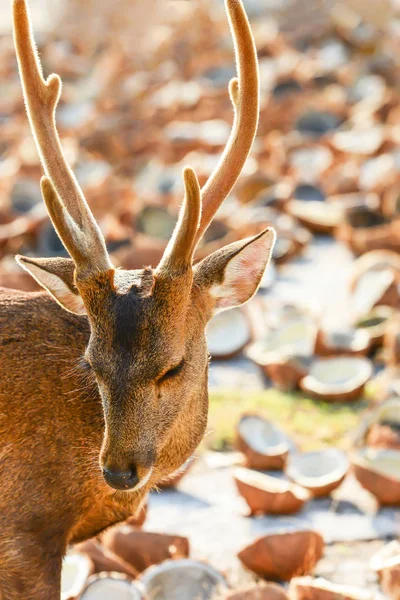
[{"x1": 0, "y1": 0, "x2": 276, "y2": 597}]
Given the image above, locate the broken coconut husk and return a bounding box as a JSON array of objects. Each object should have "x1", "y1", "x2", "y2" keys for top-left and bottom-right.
[
  {"x1": 350, "y1": 250, "x2": 400, "y2": 292},
  {"x1": 80, "y1": 574, "x2": 143, "y2": 599},
  {"x1": 238, "y1": 529, "x2": 324, "y2": 582},
  {"x1": 74, "y1": 540, "x2": 139, "y2": 578},
  {"x1": 352, "y1": 447, "x2": 400, "y2": 505},
  {"x1": 285, "y1": 200, "x2": 343, "y2": 235},
  {"x1": 206, "y1": 308, "x2": 251, "y2": 360},
  {"x1": 139, "y1": 559, "x2": 228, "y2": 600},
  {"x1": 355, "y1": 306, "x2": 394, "y2": 349},
  {"x1": 315, "y1": 328, "x2": 370, "y2": 357},
  {"x1": 289, "y1": 576, "x2": 374, "y2": 600},
  {"x1": 247, "y1": 317, "x2": 318, "y2": 359},
  {"x1": 101, "y1": 526, "x2": 189, "y2": 573},
  {"x1": 300, "y1": 356, "x2": 373, "y2": 402},
  {"x1": 384, "y1": 313, "x2": 400, "y2": 367},
  {"x1": 227, "y1": 582, "x2": 289, "y2": 600},
  {"x1": 249, "y1": 350, "x2": 311, "y2": 392},
  {"x1": 234, "y1": 467, "x2": 310, "y2": 515},
  {"x1": 351, "y1": 266, "x2": 399, "y2": 320},
  {"x1": 236, "y1": 414, "x2": 293, "y2": 470},
  {"x1": 370, "y1": 541, "x2": 400, "y2": 600},
  {"x1": 286, "y1": 449, "x2": 349, "y2": 497},
  {"x1": 158, "y1": 457, "x2": 195, "y2": 489},
  {"x1": 354, "y1": 398, "x2": 400, "y2": 450},
  {"x1": 61, "y1": 552, "x2": 94, "y2": 600}
]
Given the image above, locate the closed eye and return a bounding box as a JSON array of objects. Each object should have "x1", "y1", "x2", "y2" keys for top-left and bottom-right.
[{"x1": 158, "y1": 359, "x2": 185, "y2": 383}]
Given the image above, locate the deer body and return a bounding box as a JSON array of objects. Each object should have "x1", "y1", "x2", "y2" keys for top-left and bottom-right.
[
  {"x1": 0, "y1": 0, "x2": 275, "y2": 597},
  {"x1": 0, "y1": 287, "x2": 207, "y2": 597}
]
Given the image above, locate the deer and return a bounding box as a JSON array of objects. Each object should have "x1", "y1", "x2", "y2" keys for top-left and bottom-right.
[{"x1": 0, "y1": 0, "x2": 275, "y2": 597}]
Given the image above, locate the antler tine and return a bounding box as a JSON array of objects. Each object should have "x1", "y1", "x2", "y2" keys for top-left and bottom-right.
[
  {"x1": 157, "y1": 167, "x2": 202, "y2": 275},
  {"x1": 13, "y1": 0, "x2": 111, "y2": 273},
  {"x1": 194, "y1": 0, "x2": 259, "y2": 246}
]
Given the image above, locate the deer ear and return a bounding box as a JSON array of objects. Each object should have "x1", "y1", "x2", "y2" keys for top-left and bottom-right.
[
  {"x1": 16, "y1": 255, "x2": 86, "y2": 315},
  {"x1": 194, "y1": 227, "x2": 276, "y2": 312}
]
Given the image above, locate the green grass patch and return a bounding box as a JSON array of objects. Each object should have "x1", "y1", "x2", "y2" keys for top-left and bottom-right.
[{"x1": 207, "y1": 388, "x2": 369, "y2": 452}]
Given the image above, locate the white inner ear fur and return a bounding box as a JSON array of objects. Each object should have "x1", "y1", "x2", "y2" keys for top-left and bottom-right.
[
  {"x1": 17, "y1": 259, "x2": 86, "y2": 315},
  {"x1": 210, "y1": 231, "x2": 275, "y2": 311}
]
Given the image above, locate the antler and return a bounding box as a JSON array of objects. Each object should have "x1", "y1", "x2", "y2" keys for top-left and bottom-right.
[
  {"x1": 157, "y1": 167, "x2": 201, "y2": 275},
  {"x1": 13, "y1": 0, "x2": 111, "y2": 275},
  {"x1": 194, "y1": 0, "x2": 259, "y2": 245}
]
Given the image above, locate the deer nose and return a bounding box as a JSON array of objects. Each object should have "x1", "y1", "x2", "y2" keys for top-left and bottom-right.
[{"x1": 102, "y1": 465, "x2": 139, "y2": 491}]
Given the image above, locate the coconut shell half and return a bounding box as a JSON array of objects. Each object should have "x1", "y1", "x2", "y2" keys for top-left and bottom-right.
[
  {"x1": 285, "y1": 200, "x2": 343, "y2": 235},
  {"x1": 80, "y1": 574, "x2": 143, "y2": 599},
  {"x1": 246, "y1": 347, "x2": 310, "y2": 392},
  {"x1": 355, "y1": 398, "x2": 400, "y2": 450},
  {"x1": 355, "y1": 306, "x2": 394, "y2": 350},
  {"x1": 74, "y1": 540, "x2": 138, "y2": 578},
  {"x1": 206, "y1": 308, "x2": 251, "y2": 360},
  {"x1": 247, "y1": 318, "x2": 318, "y2": 361},
  {"x1": 370, "y1": 542, "x2": 400, "y2": 600},
  {"x1": 286, "y1": 449, "x2": 349, "y2": 497},
  {"x1": 300, "y1": 357, "x2": 373, "y2": 402},
  {"x1": 315, "y1": 328, "x2": 370, "y2": 358},
  {"x1": 227, "y1": 583, "x2": 289, "y2": 600},
  {"x1": 234, "y1": 467, "x2": 310, "y2": 515},
  {"x1": 238, "y1": 529, "x2": 324, "y2": 581},
  {"x1": 139, "y1": 559, "x2": 228, "y2": 600},
  {"x1": 352, "y1": 447, "x2": 400, "y2": 505},
  {"x1": 101, "y1": 526, "x2": 189, "y2": 573},
  {"x1": 350, "y1": 250, "x2": 400, "y2": 293},
  {"x1": 289, "y1": 576, "x2": 374, "y2": 600},
  {"x1": 351, "y1": 268, "x2": 399, "y2": 320},
  {"x1": 236, "y1": 414, "x2": 293, "y2": 470},
  {"x1": 61, "y1": 552, "x2": 94, "y2": 600}
]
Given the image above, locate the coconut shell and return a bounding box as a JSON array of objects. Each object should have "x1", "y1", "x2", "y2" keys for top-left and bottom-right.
[
  {"x1": 238, "y1": 530, "x2": 324, "y2": 581},
  {"x1": 286, "y1": 450, "x2": 349, "y2": 498},
  {"x1": 299, "y1": 356, "x2": 372, "y2": 403},
  {"x1": 289, "y1": 577, "x2": 373, "y2": 600},
  {"x1": 236, "y1": 414, "x2": 292, "y2": 471},
  {"x1": 234, "y1": 470, "x2": 309, "y2": 515},
  {"x1": 227, "y1": 583, "x2": 289, "y2": 600},
  {"x1": 300, "y1": 378, "x2": 366, "y2": 403},
  {"x1": 61, "y1": 553, "x2": 95, "y2": 600},
  {"x1": 350, "y1": 250, "x2": 400, "y2": 293},
  {"x1": 263, "y1": 356, "x2": 310, "y2": 392},
  {"x1": 102, "y1": 526, "x2": 190, "y2": 573},
  {"x1": 380, "y1": 565, "x2": 400, "y2": 600},
  {"x1": 74, "y1": 540, "x2": 139, "y2": 578},
  {"x1": 80, "y1": 573, "x2": 142, "y2": 599},
  {"x1": 314, "y1": 329, "x2": 370, "y2": 358},
  {"x1": 236, "y1": 441, "x2": 288, "y2": 470},
  {"x1": 384, "y1": 314, "x2": 400, "y2": 367},
  {"x1": 300, "y1": 475, "x2": 347, "y2": 498},
  {"x1": 366, "y1": 423, "x2": 400, "y2": 450},
  {"x1": 352, "y1": 462, "x2": 400, "y2": 506}
]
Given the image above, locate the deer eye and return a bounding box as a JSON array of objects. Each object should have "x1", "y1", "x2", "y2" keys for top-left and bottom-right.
[{"x1": 159, "y1": 359, "x2": 185, "y2": 383}]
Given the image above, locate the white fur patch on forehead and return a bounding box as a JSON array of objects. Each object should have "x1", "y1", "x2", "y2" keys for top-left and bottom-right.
[
  {"x1": 113, "y1": 268, "x2": 151, "y2": 295},
  {"x1": 210, "y1": 229, "x2": 275, "y2": 311}
]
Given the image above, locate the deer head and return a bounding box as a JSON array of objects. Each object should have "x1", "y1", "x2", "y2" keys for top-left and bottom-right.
[{"x1": 13, "y1": 0, "x2": 275, "y2": 491}]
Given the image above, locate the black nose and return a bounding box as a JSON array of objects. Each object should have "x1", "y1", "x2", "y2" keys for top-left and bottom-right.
[{"x1": 102, "y1": 465, "x2": 140, "y2": 491}]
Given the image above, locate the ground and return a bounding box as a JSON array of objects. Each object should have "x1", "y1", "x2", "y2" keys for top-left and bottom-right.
[{"x1": 144, "y1": 237, "x2": 397, "y2": 592}]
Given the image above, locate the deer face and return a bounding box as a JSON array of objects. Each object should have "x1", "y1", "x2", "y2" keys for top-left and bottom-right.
[
  {"x1": 18, "y1": 226, "x2": 274, "y2": 491},
  {"x1": 13, "y1": 0, "x2": 274, "y2": 491}
]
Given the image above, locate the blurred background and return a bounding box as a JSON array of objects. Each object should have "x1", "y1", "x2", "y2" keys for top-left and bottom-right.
[{"x1": 2, "y1": 0, "x2": 400, "y2": 595}]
